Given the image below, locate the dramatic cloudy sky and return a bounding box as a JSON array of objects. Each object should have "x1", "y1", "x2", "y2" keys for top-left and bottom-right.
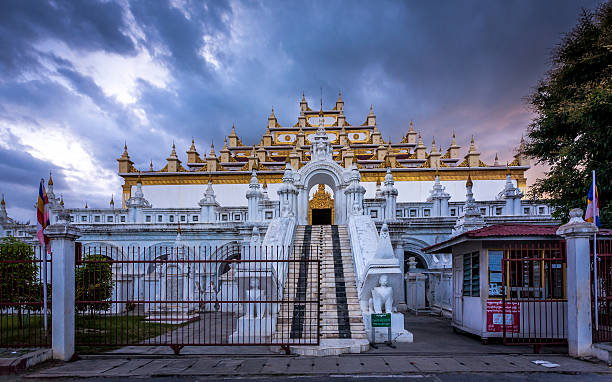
[{"x1": 0, "y1": 0, "x2": 603, "y2": 221}]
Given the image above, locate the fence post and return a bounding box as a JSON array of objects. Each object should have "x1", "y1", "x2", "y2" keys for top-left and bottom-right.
[
  {"x1": 45, "y1": 211, "x2": 81, "y2": 361},
  {"x1": 557, "y1": 208, "x2": 598, "y2": 357}
]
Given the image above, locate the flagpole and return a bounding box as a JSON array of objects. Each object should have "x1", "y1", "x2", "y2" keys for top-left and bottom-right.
[
  {"x1": 42, "y1": 244, "x2": 48, "y2": 333},
  {"x1": 593, "y1": 169, "x2": 598, "y2": 331}
]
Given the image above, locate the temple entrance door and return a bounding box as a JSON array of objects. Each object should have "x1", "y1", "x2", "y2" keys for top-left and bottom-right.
[
  {"x1": 308, "y1": 184, "x2": 334, "y2": 225},
  {"x1": 311, "y1": 208, "x2": 332, "y2": 225}
]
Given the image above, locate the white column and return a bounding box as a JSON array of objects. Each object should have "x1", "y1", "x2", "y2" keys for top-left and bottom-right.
[
  {"x1": 45, "y1": 217, "x2": 80, "y2": 361},
  {"x1": 556, "y1": 208, "x2": 598, "y2": 357}
]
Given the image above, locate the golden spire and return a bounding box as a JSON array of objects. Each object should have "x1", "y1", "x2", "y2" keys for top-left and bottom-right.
[
  {"x1": 177, "y1": 220, "x2": 181, "y2": 234},
  {"x1": 48, "y1": 170, "x2": 53, "y2": 186},
  {"x1": 506, "y1": 161, "x2": 510, "y2": 176},
  {"x1": 119, "y1": 141, "x2": 130, "y2": 159},
  {"x1": 337, "y1": 91, "x2": 343, "y2": 102},
  {"x1": 409, "y1": 120, "x2": 414, "y2": 132},
  {"x1": 85, "y1": 202, "x2": 88, "y2": 209},
  {"x1": 369, "y1": 104, "x2": 374, "y2": 115},
  {"x1": 466, "y1": 174, "x2": 473, "y2": 188},
  {"x1": 230, "y1": 124, "x2": 237, "y2": 137},
  {"x1": 431, "y1": 136, "x2": 437, "y2": 151},
  {"x1": 222, "y1": 137, "x2": 228, "y2": 150},
  {"x1": 451, "y1": 130, "x2": 457, "y2": 146},
  {"x1": 301, "y1": 92, "x2": 306, "y2": 102},
  {"x1": 189, "y1": 138, "x2": 196, "y2": 151},
  {"x1": 209, "y1": 141, "x2": 216, "y2": 156},
  {"x1": 270, "y1": 106, "x2": 276, "y2": 119},
  {"x1": 149, "y1": 160, "x2": 154, "y2": 171},
  {"x1": 495, "y1": 153, "x2": 499, "y2": 161},
  {"x1": 417, "y1": 133, "x2": 424, "y2": 147},
  {"x1": 110, "y1": 195, "x2": 114, "y2": 207},
  {"x1": 60, "y1": 195, "x2": 64, "y2": 207},
  {"x1": 1, "y1": 194, "x2": 4, "y2": 206},
  {"x1": 169, "y1": 142, "x2": 177, "y2": 157}
]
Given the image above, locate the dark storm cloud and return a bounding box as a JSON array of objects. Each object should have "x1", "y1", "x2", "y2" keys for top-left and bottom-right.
[
  {"x1": 0, "y1": 0, "x2": 605, "y2": 221},
  {"x1": 0, "y1": 0, "x2": 135, "y2": 75}
]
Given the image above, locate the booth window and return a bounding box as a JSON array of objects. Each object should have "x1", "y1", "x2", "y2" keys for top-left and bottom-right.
[
  {"x1": 506, "y1": 246, "x2": 565, "y2": 299},
  {"x1": 462, "y1": 252, "x2": 480, "y2": 297},
  {"x1": 488, "y1": 250, "x2": 503, "y2": 297}
]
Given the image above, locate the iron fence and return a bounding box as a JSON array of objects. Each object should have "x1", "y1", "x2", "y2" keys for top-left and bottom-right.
[
  {"x1": 592, "y1": 239, "x2": 612, "y2": 343},
  {"x1": 0, "y1": 243, "x2": 51, "y2": 347},
  {"x1": 502, "y1": 240, "x2": 567, "y2": 349},
  {"x1": 75, "y1": 244, "x2": 320, "y2": 354}
]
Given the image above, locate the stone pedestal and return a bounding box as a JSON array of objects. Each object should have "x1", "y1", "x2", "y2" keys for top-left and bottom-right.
[
  {"x1": 363, "y1": 313, "x2": 413, "y2": 343},
  {"x1": 229, "y1": 317, "x2": 276, "y2": 343}
]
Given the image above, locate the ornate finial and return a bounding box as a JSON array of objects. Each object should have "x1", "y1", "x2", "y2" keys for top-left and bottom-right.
[
  {"x1": 170, "y1": 141, "x2": 177, "y2": 156},
  {"x1": 1, "y1": 194, "x2": 4, "y2": 206},
  {"x1": 432, "y1": 136, "x2": 436, "y2": 147},
  {"x1": 209, "y1": 141, "x2": 215, "y2": 156},
  {"x1": 230, "y1": 124, "x2": 237, "y2": 135},
  {"x1": 301, "y1": 92, "x2": 306, "y2": 102},
  {"x1": 417, "y1": 133, "x2": 424, "y2": 147},
  {"x1": 451, "y1": 130, "x2": 457, "y2": 146},
  {"x1": 60, "y1": 195, "x2": 64, "y2": 207},
  {"x1": 223, "y1": 137, "x2": 228, "y2": 149},
  {"x1": 466, "y1": 174, "x2": 473, "y2": 188},
  {"x1": 85, "y1": 202, "x2": 88, "y2": 209},
  {"x1": 48, "y1": 170, "x2": 53, "y2": 186},
  {"x1": 495, "y1": 153, "x2": 499, "y2": 161},
  {"x1": 270, "y1": 106, "x2": 276, "y2": 119},
  {"x1": 177, "y1": 220, "x2": 181, "y2": 234},
  {"x1": 123, "y1": 141, "x2": 128, "y2": 153},
  {"x1": 409, "y1": 120, "x2": 414, "y2": 132},
  {"x1": 337, "y1": 91, "x2": 343, "y2": 102},
  {"x1": 110, "y1": 195, "x2": 114, "y2": 206},
  {"x1": 469, "y1": 135, "x2": 476, "y2": 152},
  {"x1": 149, "y1": 160, "x2": 153, "y2": 171},
  {"x1": 189, "y1": 138, "x2": 196, "y2": 151},
  {"x1": 369, "y1": 104, "x2": 374, "y2": 115}
]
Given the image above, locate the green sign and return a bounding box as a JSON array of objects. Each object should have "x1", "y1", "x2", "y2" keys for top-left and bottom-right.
[{"x1": 371, "y1": 313, "x2": 391, "y2": 327}]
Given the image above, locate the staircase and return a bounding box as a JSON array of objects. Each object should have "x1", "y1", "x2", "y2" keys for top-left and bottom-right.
[{"x1": 274, "y1": 224, "x2": 369, "y2": 355}]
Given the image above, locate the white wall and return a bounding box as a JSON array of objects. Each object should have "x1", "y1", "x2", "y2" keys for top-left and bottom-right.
[{"x1": 362, "y1": 179, "x2": 511, "y2": 202}]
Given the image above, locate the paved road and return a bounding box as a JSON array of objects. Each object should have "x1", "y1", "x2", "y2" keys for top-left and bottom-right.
[{"x1": 17, "y1": 313, "x2": 612, "y2": 380}]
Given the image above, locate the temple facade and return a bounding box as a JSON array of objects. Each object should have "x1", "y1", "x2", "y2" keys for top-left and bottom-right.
[{"x1": 1, "y1": 93, "x2": 557, "y2": 320}]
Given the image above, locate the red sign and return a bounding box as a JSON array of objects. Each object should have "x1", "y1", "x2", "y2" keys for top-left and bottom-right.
[{"x1": 486, "y1": 300, "x2": 520, "y2": 332}]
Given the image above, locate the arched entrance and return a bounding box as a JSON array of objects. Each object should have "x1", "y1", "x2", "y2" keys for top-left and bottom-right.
[{"x1": 308, "y1": 184, "x2": 334, "y2": 225}]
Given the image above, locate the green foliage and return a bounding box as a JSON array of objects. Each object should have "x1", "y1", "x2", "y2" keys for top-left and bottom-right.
[
  {"x1": 525, "y1": 3, "x2": 612, "y2": 227},
  {"x1": 0, "y1": 237, "x2": 47, "y2": 328},
  {"x1": 75, "y1": 254, "x2": 113, "y2": 313}
]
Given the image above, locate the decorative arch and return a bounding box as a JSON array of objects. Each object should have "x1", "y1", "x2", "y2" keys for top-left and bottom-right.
[
  {"x1": 308, "y1": 184, "x2": 335, "y2": 225},
  {"x1": 297, "y1": 160, "x2": 347, "y2": 224}
]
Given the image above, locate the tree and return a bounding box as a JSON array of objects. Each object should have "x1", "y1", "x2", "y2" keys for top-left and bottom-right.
[
  {"x1": 525, "y1": 2, "x2": 612, "y2": 227},
  {"x1": 0, "y1": 237, "x2": 46, "y2": 328},
  {"x1": 75, "y1": 254, "x2": 113, "y2": 314}
]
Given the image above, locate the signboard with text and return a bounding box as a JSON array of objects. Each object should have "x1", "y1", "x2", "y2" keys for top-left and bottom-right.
[
  {"x1": 371, "y1": 313, "x2": 391, "y2": 328},
  {"x1": 486, "y1": 300, "x2": 520, "y2": 333}
]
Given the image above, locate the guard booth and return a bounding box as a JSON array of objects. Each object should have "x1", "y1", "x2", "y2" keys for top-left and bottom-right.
[{"x1": 424, "y1": 224, "x2": 568, "y2": 346}]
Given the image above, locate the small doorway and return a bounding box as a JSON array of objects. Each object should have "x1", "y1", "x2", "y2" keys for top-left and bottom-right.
[
  {"x1": 312, "y1": 208, "x2": 332, "y2": 225},
  {"x1": 308, "y1": 184, "x2": 334, "y2": 225}
]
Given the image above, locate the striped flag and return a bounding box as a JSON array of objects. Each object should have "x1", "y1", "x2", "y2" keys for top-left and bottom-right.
[
  {"x1": 36, "y1": 179, "x2": 51, "y2": 253},
  {"x1": 585, "y1": 171, "x2": 601, "y2": 227}
]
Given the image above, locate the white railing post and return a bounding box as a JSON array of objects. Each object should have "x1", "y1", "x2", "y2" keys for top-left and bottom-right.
[
  {"x1": 45, "y1": 212, "x2": 80, "y2": 361},
  {"x1": 557, "y1": 208, "x2": 598, "y2": 357}
]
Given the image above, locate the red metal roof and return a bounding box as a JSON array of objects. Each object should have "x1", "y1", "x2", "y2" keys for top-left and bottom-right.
[{"x1": 464, "y1": 224, "x2": 560, "y2": 238}]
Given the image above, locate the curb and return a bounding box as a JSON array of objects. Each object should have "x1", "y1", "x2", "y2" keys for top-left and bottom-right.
[{"x1": 0, "y1": 349, "x2": 52, "y2": 374}]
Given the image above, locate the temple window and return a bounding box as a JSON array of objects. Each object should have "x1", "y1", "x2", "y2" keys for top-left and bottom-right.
[
  {"x1": 157, "y1": 215, "x2": 163, "y2": 222},
  {"x1": 180, "y1": 215, "x2": 186, "y2": 222},
  {"x1": 462, "y1": 252, "x2": 480, "y2": 297},
  {"x1": 94, "y1": 216, "x2": 100, "y2": 223},
  {"x1": 409, "y1": 209, "x2": 417, "y2": 217},
  {"x1": 192, "y1": 215, "x2": 199, "y2": 222},
  {"x1": 450, "y1": 208, "x2": 456, "y2": 216},
  {"x1": 370, "y1": 210, "x2": 377, "y2": 219},
  {"x1": 396, "y1": 209, "x2": 404, "y2": 218},
  {"x1": 265, "y1": 211, "x2": 273, "y2": 220},
  {"x1": 423, "y1": 209, "x2": 431, "y2": 217},
  {"x1": 169, "y1": 215, "x2": 174, "y2": 222},
  {"x1": 106, "y1": 216, "x2": 113, "y2": 223},
  {"x1": 234, "y1": 214, "x2": 241, "y2": 221},
  {"x1": 120, "y1": 216, "x2": 126, "y2": 222},
  {"x1": 70, "y1": 216, "x2": 75, "y2": 222},
  {"x1": 495, "y1": 207, "x2": 502, "y2": 215},
  {"x1": 480, "y1": 208, "x2": 487, "y2": 215},
  {"x1": 221, "y1": 214, "x2": 228, "y2": 221},
  {"x1": 523, "y1": 207, "x2": 530, "y2": 215},
  {"x1": 538, "y1": 206, "x2": 545, "y2": 214},
  {"x1": 145, "y1": 215, "x2": 151, "y2": 223},
  {"x1": 81, "y1": 216, "x2": 87, "y2": 222}
]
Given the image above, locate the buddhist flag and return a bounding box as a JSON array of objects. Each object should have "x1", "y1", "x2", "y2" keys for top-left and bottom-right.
[
  {"x1": 585, "y1": 171, "x2": 601, "y2": 227},
  {"x1": 36, "y1": 179, "x2": 50, "y2": 253}
]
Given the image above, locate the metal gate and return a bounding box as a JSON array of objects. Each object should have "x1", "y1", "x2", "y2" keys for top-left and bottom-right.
[
  {"x1": 75, "y1": 244, "x2": 320, "y2": 354},
  {"x1": 502, "y1": 241, "x2": 567, "y2": 348},
  {"x1": 592, "y1": 239, "x2": 612, "y2": 342}
]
